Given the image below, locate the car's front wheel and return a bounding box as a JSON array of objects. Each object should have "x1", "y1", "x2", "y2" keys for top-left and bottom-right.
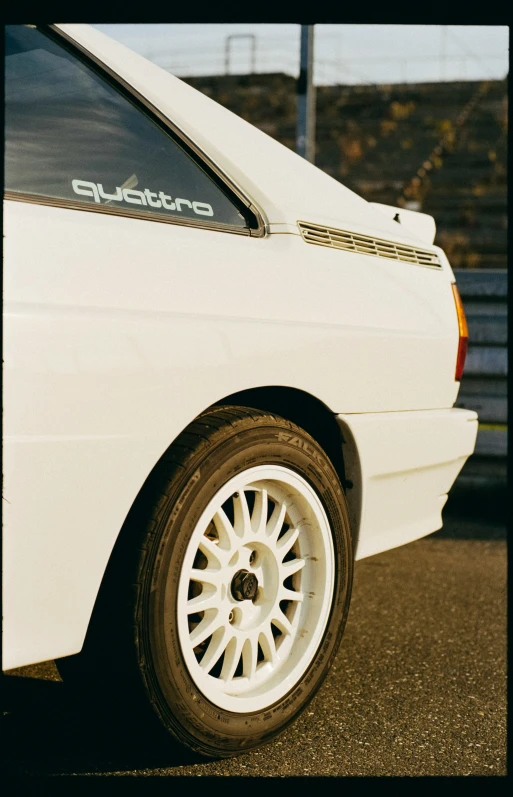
[{"x1": 59, "y1": 406, "x2": 353, "y2": 758}]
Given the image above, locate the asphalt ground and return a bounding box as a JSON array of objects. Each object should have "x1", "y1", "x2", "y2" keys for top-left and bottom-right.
[{"x1": 2, "y1": 502, "x2": 506, "y2": 778}]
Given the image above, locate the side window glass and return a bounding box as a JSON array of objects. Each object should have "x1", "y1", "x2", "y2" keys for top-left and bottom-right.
[{"x1": 4, "y1": 25, "x2": 248, "y2": 229}]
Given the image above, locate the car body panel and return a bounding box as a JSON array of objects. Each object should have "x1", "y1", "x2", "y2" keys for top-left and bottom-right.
[
  {"x1": 337, "y1": 409, "x2": 478, "y2": 561},
  {"x1": 2, "y1": 26, "x2": 476, "y2": 670}
]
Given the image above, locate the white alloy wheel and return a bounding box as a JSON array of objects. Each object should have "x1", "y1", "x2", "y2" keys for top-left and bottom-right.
[
  {"x1": 176, "y1": 465, "x2": 335, "y2": 713},
  {"x1": 62, "y1": 407, "x2": 353, "y2": 758}
]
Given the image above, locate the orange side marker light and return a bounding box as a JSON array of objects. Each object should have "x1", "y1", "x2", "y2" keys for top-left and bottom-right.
[{"x1": 452, "y1": 284, "x2": 469, "y2": 380}]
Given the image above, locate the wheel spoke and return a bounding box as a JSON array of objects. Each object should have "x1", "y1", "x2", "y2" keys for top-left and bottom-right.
[
  {"x1": 213, "y1": 507, "x2": 239, "y2": 551},
  {"x1": 198, "y1": 535, "x2": 225, "y2": 567},
  {"x1": 265, "y1": 500, "x2": 287, "y2": 541},
  {"x1": 272, "y1": 610, "x2": 293, "y2": 636},
  {"x1": 251, "y1": 488, "x2": 268, "y2": 534},
  {"x1": 190, "y1": 568, "x2": 221, "y2": 587},
  {"x1": 200, "y1": 626, "x2": 230, "y2": 672},
  {"x1": 281, "y1": 557, "x2": 306, "y2": 577},
  {"x1": 186, "y1": 586, "x2": 219, "y2": 614},
  {"x1": 259, "y1": 626, "x2": 278, "y2": 666},
  {"x1": 233, "y1": 491, "x2": 251, "y2": 538},
  {"x1": 242, "y1": 635, "x2": 258, "y2": 680},
  {"x1": 220, "y1": 635, "x2": 244, "y2": 681},
  {"x1": 280, "y1": 587, "x2": 304, "y2": 603},
  {"x1": 190, "y1": 610, "x2": 221, "y2": 647},
  {"x1": 276, "y1": 525, "x2": 300, "y2": 556}
]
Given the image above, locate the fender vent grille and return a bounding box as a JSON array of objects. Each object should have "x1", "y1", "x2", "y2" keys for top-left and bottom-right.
[{"x1": 298, "y1": 221, "x2": 442, "y2": 268}]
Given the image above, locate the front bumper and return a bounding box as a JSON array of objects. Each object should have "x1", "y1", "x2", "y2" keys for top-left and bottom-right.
[{"x1": 336, "y1": 408, "x2": 478, "y2": 560}]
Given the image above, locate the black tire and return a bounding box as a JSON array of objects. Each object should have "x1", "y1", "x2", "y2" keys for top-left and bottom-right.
[{"x1": 57, "y1": 406, "x2": 353, "y2": 758}]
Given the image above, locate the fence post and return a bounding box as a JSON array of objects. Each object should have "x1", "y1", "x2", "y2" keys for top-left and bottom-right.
[
  {"x1": 225, "y1": 34, "x2": 257, "y2": 76},
  {"x1": 296, "y1": 25, "x2": 316, "y2": 163}
]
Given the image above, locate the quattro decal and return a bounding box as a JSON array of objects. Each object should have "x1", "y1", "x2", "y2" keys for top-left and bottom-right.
[{"x1": 72, "y1": 179, "x2": 214, "y2": 217}]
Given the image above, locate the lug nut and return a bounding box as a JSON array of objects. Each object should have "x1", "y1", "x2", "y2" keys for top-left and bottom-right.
[{"x1": 231, "y1": 569, "x2": 258, "y2": 601}]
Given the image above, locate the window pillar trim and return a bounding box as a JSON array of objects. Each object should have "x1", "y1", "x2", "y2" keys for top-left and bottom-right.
[
  {"x1": 3, "y1": 191, "x2": 256, "y2": 236},
  {"x1": 43, "y1": 24, "x2": 267, "y2": 238}
]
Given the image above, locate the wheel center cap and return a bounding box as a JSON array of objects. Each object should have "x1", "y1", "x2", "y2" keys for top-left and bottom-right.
[{"x1": 231, "y1": 569, "x2": 258, "y2": 601}]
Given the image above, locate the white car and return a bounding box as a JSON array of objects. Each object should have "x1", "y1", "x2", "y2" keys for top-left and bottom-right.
[{"x1": 3, "y1": 23, "x2": 477, "y2": 758}]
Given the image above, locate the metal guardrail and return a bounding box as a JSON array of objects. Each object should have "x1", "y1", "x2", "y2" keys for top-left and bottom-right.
[{"x1": 453, "y1": 269, "x2": 507, "y2": 488}]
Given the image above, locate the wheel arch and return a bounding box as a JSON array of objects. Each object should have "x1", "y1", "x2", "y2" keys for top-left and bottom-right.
[
  {"x1": 78, "y1": 386, "x2": 361, "y2": 659},
  {"x1": 213, "y1": 387, "x2": 362, "y2": 552}
]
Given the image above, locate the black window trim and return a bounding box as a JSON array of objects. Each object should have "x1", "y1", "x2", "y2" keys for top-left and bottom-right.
[{"x1": 4, "y1": 23, "x2": 267, "y2": 238}]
